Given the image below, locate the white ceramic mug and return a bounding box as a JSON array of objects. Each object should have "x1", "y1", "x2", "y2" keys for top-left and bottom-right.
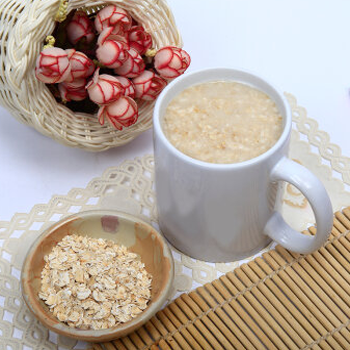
[{"x1": 153, "y1": 68, "x2": 333, "y2": 262}]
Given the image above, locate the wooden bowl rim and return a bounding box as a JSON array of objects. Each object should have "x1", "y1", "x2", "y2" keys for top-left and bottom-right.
[{"x1": 21, "y1": 210, "x2": 174, "y2": 341}]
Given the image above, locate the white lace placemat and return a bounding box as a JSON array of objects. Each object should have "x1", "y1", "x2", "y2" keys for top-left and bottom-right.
[{"x1": 1, "y1": 93, "x2": 350, "y2": 349}]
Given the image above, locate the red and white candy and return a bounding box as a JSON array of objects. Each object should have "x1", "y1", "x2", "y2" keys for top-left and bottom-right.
[
  {"x1": 154, "y1": 46, "x2": 191, "y2": 79},
  {"x1": 96, "y1": 28, "x2": 128, "y2": 69},
  {"x1": 114, "y1": 48, "x2": 145, "y2": 78},
  {"x1": 115, "y1": 76, "x2": 136, "y2": 98},
  {"x1": 66, "y1": 11, "x2": 95, "y2": 45},
  {"x1": 97, "y1": 27, "x2": 129, "y2": 48},
  {"x1": 66, "y1": 49, "x2": 95, "y2": 82},
  {"x1": 133, "y1": 70, "x2": 167, "y2": 101},
  {"x1": 58, "y1": 78, "x2": 87, "y2": 101},
  {"x1": 86, "y1": 68, "x2": 123, "y2": 105},
  {"x1": 35, "y1": 47, "x2": 71, "y2": 84},
  {"x1": 127, "y1": 26, "x2": 152, "y2": 55},
  {"x1": 35, "y1": 6, "x2": 191, "y2": 131},
  {"x1": 98, "y1": 96, "x2": 138, "y2": 130},
  {"x1": 95, "y1": 5, "x2": 132, "y2": 35},
  {"x1": 96, "y1": 41, "x2": 127, "y2": 69}
]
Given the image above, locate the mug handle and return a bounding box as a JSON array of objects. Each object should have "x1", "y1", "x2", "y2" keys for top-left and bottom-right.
[{"x1": 264, "y1": 157, "x2": 333, "y2": 254}]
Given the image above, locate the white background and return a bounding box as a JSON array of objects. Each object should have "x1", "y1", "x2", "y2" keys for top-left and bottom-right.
[{"x1": 0, "y1": 0, "x2": 349, "y2": 221}]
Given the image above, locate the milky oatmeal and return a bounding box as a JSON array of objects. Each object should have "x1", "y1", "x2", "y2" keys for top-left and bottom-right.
[{"x1": 162, "y1": 81, "x2": 283, "y2": 164}]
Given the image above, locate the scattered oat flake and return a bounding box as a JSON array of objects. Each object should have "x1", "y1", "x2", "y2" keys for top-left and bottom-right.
[{"x1": 39, "y1": 234, "x2": 152, "y2": 330}]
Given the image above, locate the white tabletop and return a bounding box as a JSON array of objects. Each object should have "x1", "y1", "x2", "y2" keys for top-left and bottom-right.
[{"x1": 0, "y1": 0, "x2": 349, "y2": 222}]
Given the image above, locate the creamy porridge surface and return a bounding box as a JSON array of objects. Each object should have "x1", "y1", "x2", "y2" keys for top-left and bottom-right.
[{"x1": 162, "y1": 81, "x2": 283, "y2": 164}]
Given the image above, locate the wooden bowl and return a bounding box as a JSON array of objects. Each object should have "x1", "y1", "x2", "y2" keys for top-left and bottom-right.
[{"x1": 21, "y1": 210, "x2": 174, "y2": 342}]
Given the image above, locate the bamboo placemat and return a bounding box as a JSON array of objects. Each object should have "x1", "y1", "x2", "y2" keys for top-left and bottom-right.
[{"x1": 93, "y1": 206, "x2": 350, "y2": 350}]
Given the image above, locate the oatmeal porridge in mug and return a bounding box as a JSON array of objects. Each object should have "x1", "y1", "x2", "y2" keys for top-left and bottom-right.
[{"x1": 162, "y1": 81, "x2": 283, "y2": 164}]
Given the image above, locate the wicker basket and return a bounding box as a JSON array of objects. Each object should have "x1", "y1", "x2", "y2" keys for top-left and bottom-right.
[{"x1": 0, "y1": 0, "x2": 182, "y2": 151}]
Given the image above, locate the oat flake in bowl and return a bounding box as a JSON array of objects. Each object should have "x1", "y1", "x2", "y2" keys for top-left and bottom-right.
[
  {"x1": 21, "y1": 211, "x2": 173, "y2": 342},
  {"x1": 39, "y1": 234, "x2": 152, "y2": 330}
]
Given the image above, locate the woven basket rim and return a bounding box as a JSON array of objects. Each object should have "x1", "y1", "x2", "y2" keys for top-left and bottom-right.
[{"x1": 0, "y1": 0, "x2": 182, "y2": 151}]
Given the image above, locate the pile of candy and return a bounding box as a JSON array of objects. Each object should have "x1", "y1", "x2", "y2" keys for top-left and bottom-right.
[{"x1": 35, "y1": 5, "x2": 190, "y2": 130}]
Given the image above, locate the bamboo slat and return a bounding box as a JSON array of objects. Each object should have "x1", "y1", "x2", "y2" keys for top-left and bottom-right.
[{"x1": 99, "y1": 207, "x2": 350, "y2": 349}]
